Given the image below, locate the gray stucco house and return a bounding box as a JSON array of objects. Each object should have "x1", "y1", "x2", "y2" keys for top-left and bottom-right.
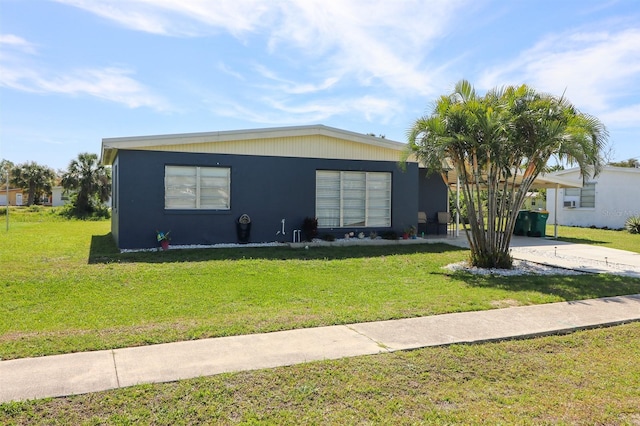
[{"x1": 101, "y1": 125, "x2": 448, "y2": 250}]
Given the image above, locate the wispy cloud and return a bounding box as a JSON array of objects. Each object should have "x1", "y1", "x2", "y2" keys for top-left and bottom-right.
[
  {"x1": 56, "y1": 0, "x2": 468, "y2": 97},
  {"x1": 252, "y1": 64, "x2": 340, "y2": 94},
  {"x1": 209, "y1": 92, "x2": 399, "y2": 126},
  {"x1": 55, "y1": 0, "x2": 272, "y2": 37},
  {"x1": 0, "y1": 34, "x2": 38, "y2": 54},
  {"x1": 0, "y1": 33, "x2": 169, "y2": 111},
  {"x1": 478, "y1": 27, "x2": 640, "y2": 114}
]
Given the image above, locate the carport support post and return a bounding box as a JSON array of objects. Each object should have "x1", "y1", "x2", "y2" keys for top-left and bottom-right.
[
  {"x1": 456, "y1": 176, "x2": 460, "y2": 236},
  {"x1": 553, "y1": 183, "x2": 559, "y2": 239}
]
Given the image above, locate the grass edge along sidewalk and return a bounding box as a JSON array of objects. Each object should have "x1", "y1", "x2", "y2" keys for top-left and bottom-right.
[{"x1": 2, "y1": 214, "x2": 640, "y2": 360}]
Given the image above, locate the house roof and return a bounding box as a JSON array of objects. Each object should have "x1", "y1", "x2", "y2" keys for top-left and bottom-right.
[
  {"x1": 443, "y1": 168, "x2": 582, "y2": 189},
  {"x1": 101, "y1": 124, "x2": 414, "y2": 166},
  {"x1": 548, "y1": 165, "x2": 640, "y2": 179}
]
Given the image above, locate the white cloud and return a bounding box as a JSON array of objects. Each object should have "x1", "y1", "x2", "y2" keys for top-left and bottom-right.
[
  {"x1": 57, "y1": 0, "x2": 469, "y2": 96},
  {"x1": 0, "y1": 34, "x2": 37, "y2": 54},
  {"x1": 0, "y1": 61, "x2": 169, "y2": 111},
  {"x1": 209, "y1": 93, "x2": 399, "y2": 125},
  {"x1": 478, "y1": 27, "x2": 640, "y2": 113},
  {"x1": 55, "y1": 0, "x2": 272, "y2": 37},
  {"x1": 252, "y1": 64, "x2": 340, "y2": 94},
  {"x1": 599, "y1": 103, "x2": 640, "y2": 128}
]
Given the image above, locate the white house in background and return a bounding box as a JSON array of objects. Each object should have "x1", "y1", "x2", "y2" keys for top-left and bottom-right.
[
  {"x1": 546, "y1": 166, "x2": 640, "y2": 229},
  {"x1": 50, "y1": 186, "x2": 69, "y2": 207}
]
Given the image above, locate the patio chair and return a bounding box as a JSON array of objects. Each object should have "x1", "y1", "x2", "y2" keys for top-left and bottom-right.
[{"x1": 437, "y1": 211, "x2": 450, "y2": 235}]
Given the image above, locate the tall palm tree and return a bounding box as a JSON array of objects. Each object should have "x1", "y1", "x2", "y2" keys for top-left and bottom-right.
[
  {"x1": 61, "y1": 153, "x2": 111, "y2": 217},
  {"x1": 407, "y1": 80, "x2": 607, "y2": 268},
  {"x1": 10, "y1": 161, "x2": 56, "y2": 205}
]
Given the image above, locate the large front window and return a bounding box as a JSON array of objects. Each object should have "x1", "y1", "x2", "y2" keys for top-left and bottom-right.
[
  {"x1": 316, "y1": 170, "x2": 391, "y2": 227},
  {"x1": 165, "y1": 166, "x2": 230, "y2": 210}
]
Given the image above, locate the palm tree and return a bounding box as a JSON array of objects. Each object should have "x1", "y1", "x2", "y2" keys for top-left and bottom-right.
[
  {"x1": 10, "y1": 161, "x2": 56, "y2": 205},
  {"x1": 407, "y1": 80, "x2": 607, "y2": 268},
  {"x1": 61, "y1": 153, "x2": 111, "y2": 217}
]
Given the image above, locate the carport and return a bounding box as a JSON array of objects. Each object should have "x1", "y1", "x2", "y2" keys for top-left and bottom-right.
[{"x1": 442, "y1": 169, "x2": 582, "y2": 239}]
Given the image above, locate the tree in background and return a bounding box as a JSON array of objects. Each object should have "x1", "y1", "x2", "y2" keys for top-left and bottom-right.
[
  {"x1": 407, "y1": 80, "x2": 607, "y2": 268},
  {"x1": 10, "y1": 161, "x2": 56, "y2": 205},
  {"x1": 61, "y1": 153, "x2": 111, "y2": 218},
  {"x1": 608, "y1": 158, "x2": 639, "y2": 168}
]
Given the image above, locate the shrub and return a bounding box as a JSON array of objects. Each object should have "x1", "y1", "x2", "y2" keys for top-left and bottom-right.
[
  {"x1": 625, "y1": 215, "x2": 640, "y2": 234},
  {"x1": 301, "y1": 217, "x2": 318, "y2": 241},
  {"x1": 381, "y1": 230, "x2": 399, "y2": 240}
]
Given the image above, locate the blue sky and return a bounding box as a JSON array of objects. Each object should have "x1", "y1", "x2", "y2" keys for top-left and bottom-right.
[{"x1": 1, "y1": 0, "x2": 639, "y2": 171}]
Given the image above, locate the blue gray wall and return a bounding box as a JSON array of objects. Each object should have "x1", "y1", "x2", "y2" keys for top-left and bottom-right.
[
  {"x1": 418, "y1": 167, "x2": 449, "y2": 232},
  {"x1": 112, "y1": 150, "x2": 446, "y2": 249}
]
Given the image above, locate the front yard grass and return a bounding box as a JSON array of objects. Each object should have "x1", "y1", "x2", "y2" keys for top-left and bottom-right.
[
  {"x1": 2, "y1": 323, "x2": 639, "y2": 424},
  {"x1": 1, "y1": 210, "x2": 639, "y2": 360},
  {"x1": 549, "y1": 223, "x2": 640, "y2": 253}
]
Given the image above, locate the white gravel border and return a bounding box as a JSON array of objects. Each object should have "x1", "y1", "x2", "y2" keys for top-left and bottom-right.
[{"x1": 443, "y1": 259, "x2": 586, "y2": 276}]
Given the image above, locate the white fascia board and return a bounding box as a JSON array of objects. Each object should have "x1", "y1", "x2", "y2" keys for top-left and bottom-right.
[{"x1": 101, "y1": 124, "x2": 408, "y2": 165}]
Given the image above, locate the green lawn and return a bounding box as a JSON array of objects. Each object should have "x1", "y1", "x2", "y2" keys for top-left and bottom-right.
[
  {"x1": 1, "y1": 208, "x2": 639, "y2": 360},
  {"x1": 1, "y1": 207, "x2": 640, "y2": 423},
  {"x1": 550, "y1": 223, "x2": 640, "y2": 253},
  {"x1": 2, "y1": 323, "x2": 639, "y2": 424}
]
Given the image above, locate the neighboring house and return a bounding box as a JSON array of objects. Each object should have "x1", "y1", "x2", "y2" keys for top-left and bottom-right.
[
  {"x1": 522, "y1": 191, "x2": 546, "y2": 211},
  {"x1": 101, "y1": 125, "x2": 449, "y2": 250},
  {"x1": 0, "y1": 188, "x2": 24, "y2": 206},
  {"x1": 546, "y1": 166, "x2": 640, "y2": 229},
  {"x1": 51, "y1": 186, "x2": 70, "y2": 207}
]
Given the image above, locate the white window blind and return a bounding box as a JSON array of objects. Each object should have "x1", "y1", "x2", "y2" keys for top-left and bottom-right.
[
  {"x1": 563, "y1": 183, "x2": 595, "y2": 208},
  {"x1": 165, "y1": 166, "x2": 230, "y2": 210},
  {"x1": 316, "y1": 170, "x2": 391, "y2": 227}
]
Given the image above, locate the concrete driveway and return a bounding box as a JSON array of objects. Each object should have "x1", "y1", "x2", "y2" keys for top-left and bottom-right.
[{"x1": 507, "y1": 235, "x2": 640, "y2": 278}]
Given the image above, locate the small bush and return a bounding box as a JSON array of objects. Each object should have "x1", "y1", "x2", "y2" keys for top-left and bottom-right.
[
  {"x1": 321, "y1": 233, "x2": 335, "y2": 242},
  {"x1": 301, "y1": 217, "x2": 318, "y2": 241},
  {"x1": 625, "y1": 215, "x2": 640, "y2": 234},
  {"x1": 381, "y1": 230, "x2": 398, "y2": 240},
  {"x1": 58, "y1": 201, "x2": 111, "y2": 220}
]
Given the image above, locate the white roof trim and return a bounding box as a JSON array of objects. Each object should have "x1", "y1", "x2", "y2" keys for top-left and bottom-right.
[{"x1": 101, "y1": 124, "x2": 407, "y2": 165}]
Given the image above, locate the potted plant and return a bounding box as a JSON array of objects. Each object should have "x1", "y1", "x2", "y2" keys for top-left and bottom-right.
[
  {"x1": 404, "y1": 226, "x2": 417, "y2": 239},
  {"x1": 156, "y1": 230, "x2": 171, "y2": 250}
]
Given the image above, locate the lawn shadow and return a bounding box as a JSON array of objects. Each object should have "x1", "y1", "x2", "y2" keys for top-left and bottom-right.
[
  {"x1": 88, "y1": 238, "x2": 468, "y2": 264},
  {"x1": 452, "y1": 270, "x2": 640, "y2": 302},
  {"x1": 88, "y1": 233, "x2": 120, "y2": 264},
  {"x1": 555, "y1": 236, "x2": 609, "y2": 245}
]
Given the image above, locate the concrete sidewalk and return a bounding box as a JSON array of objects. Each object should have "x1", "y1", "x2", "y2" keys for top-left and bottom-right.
[{"x1": 2, "y1": 294, "x2": 639, "y2": 403}]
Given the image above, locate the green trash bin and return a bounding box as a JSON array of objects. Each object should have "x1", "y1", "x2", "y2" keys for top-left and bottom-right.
[
  {"x1": 528, "y1": 211, "x2": 549, "y2": 237},
  {"x1": 514, "y1": 210, "x2": 531, "y2": 236}
]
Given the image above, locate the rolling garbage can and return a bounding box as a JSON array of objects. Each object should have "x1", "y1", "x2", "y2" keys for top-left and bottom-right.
[
  {"x1": 514, "y1": 210, "x2": 531, "y2": 236},
  {"x1": 236, "y1": 214, "x2": 251, "y2": 243},
  {"x1": 528, "y1": 211, "x2": 549, "y2": 237}
]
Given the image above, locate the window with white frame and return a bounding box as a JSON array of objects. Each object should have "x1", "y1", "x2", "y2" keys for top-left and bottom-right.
[
  {"x1": 316, "y1": 170, "x2": 391, "y2": 227},
  {"x1": 165, "y1": 166, "x2": 230, "y2": 210},
  {"x1": 564, "y1": 182, "x2": 595, "y2": 208}
]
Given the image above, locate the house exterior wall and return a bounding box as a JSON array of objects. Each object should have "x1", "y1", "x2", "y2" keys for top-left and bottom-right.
[
  {"x1": 51, "y1": 187, "x2": 67, "y2": 207},
  {"x1": 0, "y1": 189, "x2": 24, "y2": 206},
  {"x1": 547, "y1": 167, "x2": 640, "y2": 229},
  {"x1": 417, "y1": 168, "x2": 449, "y2": 231},
  {"x1": 114, "y1": 149, "x2": 429, "y2": 250}
]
